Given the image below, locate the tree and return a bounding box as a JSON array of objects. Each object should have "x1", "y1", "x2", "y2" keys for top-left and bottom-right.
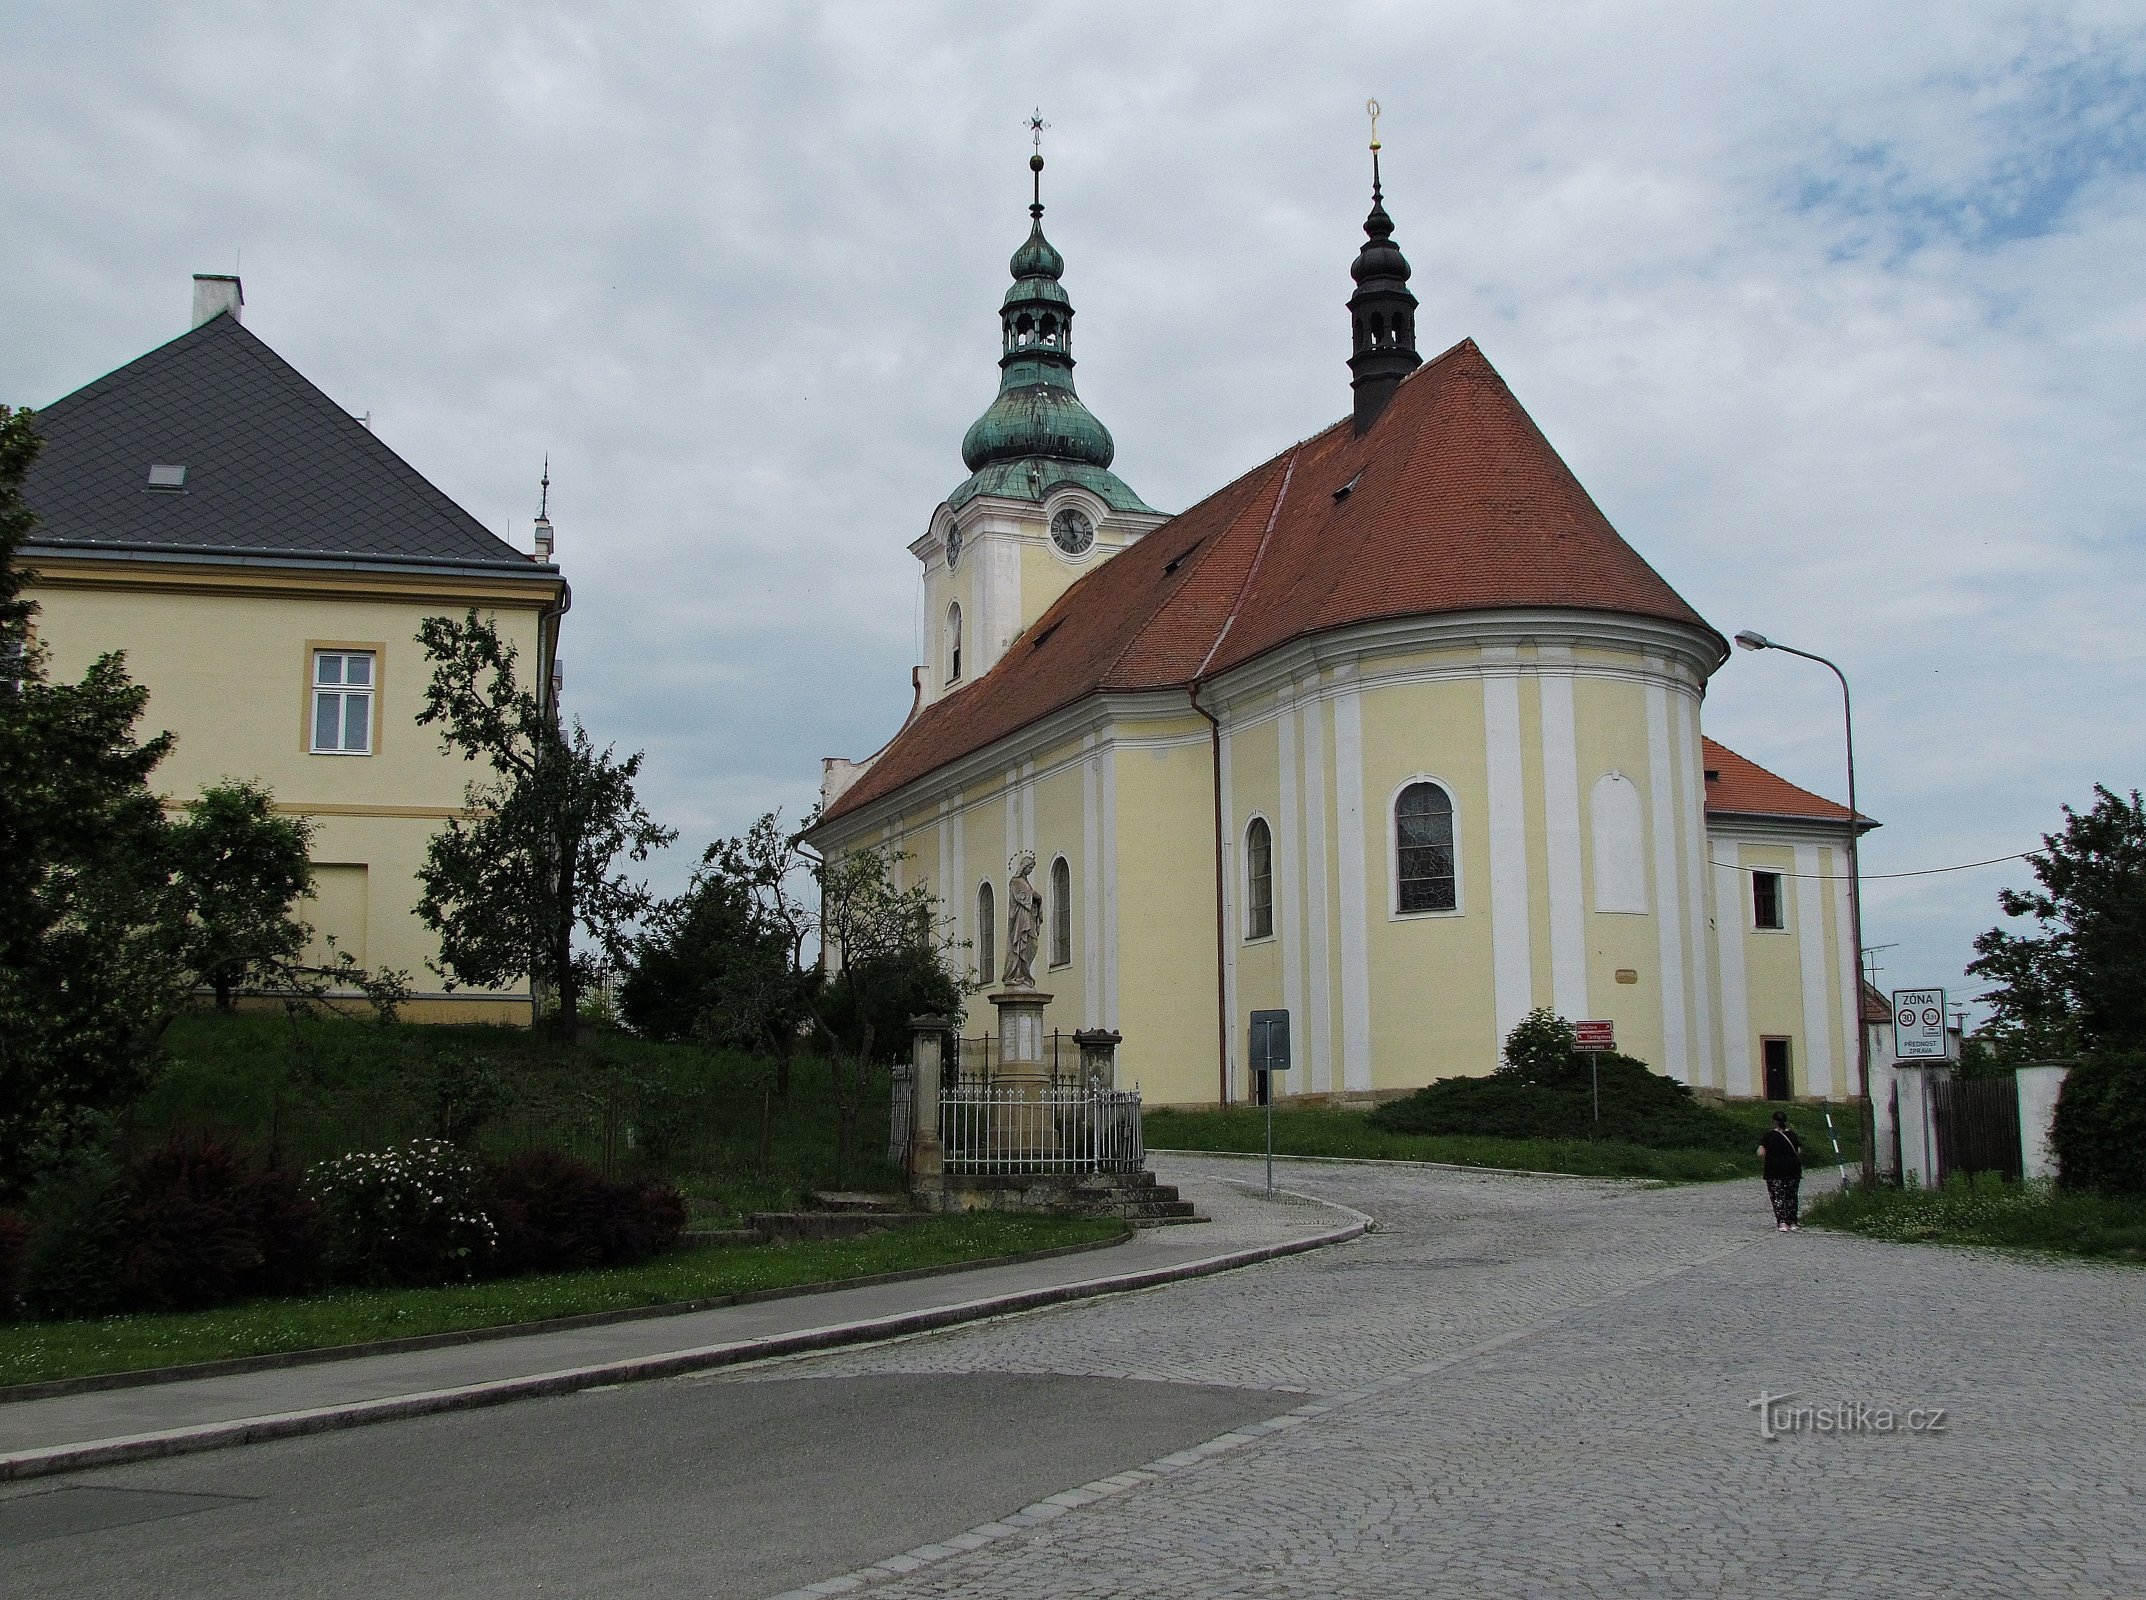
[
  {"x1": 414, "y1": 610, "x2": 675, "y2": 1043},
  {"x1": 1498, "y1": 1008, "x2": 1577, "y2": 1085},
  {"x1": 621, "y1": 811, "x2": 818, "y2": 1088},
  {"x1": 0, "y1": 407, "x2": 195, "y2": 1187},
  {"x1": 1968, "y1": 786, "x2": 2146, "y2": 1060},
  {"x1": 169, "y1": 780, "x2": 315, "y2": 1011},
  {"x1": 808, "y1": 843, "x2": 965, "y2": 1181}
]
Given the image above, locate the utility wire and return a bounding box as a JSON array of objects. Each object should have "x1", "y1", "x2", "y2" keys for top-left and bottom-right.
[{"x1": 1707, "y1": 852, "x2": 2030, "y2": 882}]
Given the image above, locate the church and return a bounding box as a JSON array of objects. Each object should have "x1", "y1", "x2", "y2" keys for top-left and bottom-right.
[{"x1": 809, "y1": 140, "x2": 1868, "y2": 1110}]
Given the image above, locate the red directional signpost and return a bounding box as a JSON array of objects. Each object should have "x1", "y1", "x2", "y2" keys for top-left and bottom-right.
[{"x1": 1574, "y1": 1021, "x2": 1615, "y2": 1135}]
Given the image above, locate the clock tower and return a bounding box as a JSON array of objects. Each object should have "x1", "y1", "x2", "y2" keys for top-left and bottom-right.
[{"x1": 912, "y1": 132, "x2": 1166, "y2": 706}]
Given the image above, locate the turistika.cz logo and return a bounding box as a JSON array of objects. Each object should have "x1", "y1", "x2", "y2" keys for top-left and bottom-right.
[{"x1": 1749, "y1": 1390, "x2": 1949, "y2": 1440}]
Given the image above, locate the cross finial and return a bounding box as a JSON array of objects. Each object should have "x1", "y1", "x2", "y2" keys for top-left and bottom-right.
[
  {"x1": 1366, "y1": 98, "x2": 1384, "y2": 200},
  {"x1": 1026, "y1": 108, "x2": 1050, "y2": 218},
  {"x1": 538, "y1": 455, "x2": 550, "y2": 519}
]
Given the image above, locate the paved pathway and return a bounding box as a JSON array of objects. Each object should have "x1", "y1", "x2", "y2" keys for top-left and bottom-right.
[{"x1": 738, "y1": 1155, "x2": 2144, "y2": 1600}]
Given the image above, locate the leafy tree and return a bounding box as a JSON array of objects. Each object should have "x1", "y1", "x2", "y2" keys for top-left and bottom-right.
[
  {"x1": 1498, "y1": 1008, "x2": 1578, "y2": 1085},
  {"x1": 808, "y1": 843, "x2": 965, "y2": 1180},
  {"x1": 622, "y1": 810, "x2": 818, "y2": 1093},
  {"x1": 0, "y1": 407, "x2": 195, "y2": 1188},
  {"x1": 169, "y1": 780, "x2": 315, "y2": 1011},
  {"x1": 414, "y1": 609, "x2": 675, "y2": 1043},
  {"x1": 1968, "y1": 786, "x2": 2146, "y2": 1060}
]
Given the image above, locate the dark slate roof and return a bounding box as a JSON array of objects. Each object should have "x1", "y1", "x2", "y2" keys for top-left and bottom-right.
[{"x1": 20, "y1": 312, "x2": 548, "y2": 573}]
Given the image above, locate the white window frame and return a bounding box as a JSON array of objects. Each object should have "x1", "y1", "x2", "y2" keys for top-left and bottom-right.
[
  {"x1": 946, "y1": 602, "x2": 963, "y2": 683},
  {"x1": 1386, "y1": 773, "x2": 1466, "y2": 919},
  {"x1": 1750, "y1": 869, "x2": 1789, "y2": 933},
  {"x1": 1242, "y1": 814, "x2": 1276, "y2": 942},
  {"x1": 309, "y1": 647, "x2": 378, "y2": 756},
  {"x1": 976, "y1": 879, "x2": 996, "y2": 986}
]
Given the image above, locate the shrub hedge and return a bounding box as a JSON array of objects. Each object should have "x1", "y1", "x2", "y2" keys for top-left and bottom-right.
[
  {"x1": 1369, "y1": 1052, "x2": 1751, "y2": 1151},
  {"x1": 2053, "y1": 1052, "x2": 2146, "y2": 1196},
  {"x1": 4, "y1": 1136, "x2": 690, "y2": 1323}
]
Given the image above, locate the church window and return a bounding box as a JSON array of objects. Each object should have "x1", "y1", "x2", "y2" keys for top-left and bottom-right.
[
  {"x1": 1244, "y1": 818, "x2": 1274, "y2": 940},
  {"x1": 947, "y1": 603, "x2": 963, "y2": 682},
  {"x1": 1394, "y1": 781, "x2": 1456, "y2": 913},
  {"x1": 1752, "y1": 871, "x2": 1785, "y2": 931},
  {"x1": 1050, "y1": 855, "x2": 1072, "y2": 968},
  {"x1": 977, "y1": 881, "x2": 996, "y2": 983}
]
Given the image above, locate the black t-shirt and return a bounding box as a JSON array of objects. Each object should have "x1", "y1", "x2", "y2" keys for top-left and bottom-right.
[{"x1": 1761, "y1": 1127, "x2": 1803, "y2": 1180}]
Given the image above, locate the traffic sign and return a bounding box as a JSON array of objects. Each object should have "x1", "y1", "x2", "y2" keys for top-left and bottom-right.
[
  {"x1": 1892, "y1": 988, "x2": 1948, "y2": 1059},
  {"x1": 1574, "y1": 1020, "x2": 1616, "y2": 1053}
]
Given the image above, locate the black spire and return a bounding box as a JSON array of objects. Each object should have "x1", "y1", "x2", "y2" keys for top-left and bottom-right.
[{"x1": 1347, "y1": 101, "x2": 1420, "y2": 434}]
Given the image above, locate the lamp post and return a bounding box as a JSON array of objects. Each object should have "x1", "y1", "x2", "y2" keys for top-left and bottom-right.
[{"x1": 1733, "y1": 630, "x2": 1876, "y2": 1185}]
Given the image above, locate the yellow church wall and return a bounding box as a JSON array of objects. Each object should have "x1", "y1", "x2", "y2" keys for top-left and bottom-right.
[
  {"x1": 1352, "y1": 666, "x2": 1500, "y2": 1090},
  {"x1": 1110, "y1": 731, "x2": 1223, "y2": 1105},
  {"x1": 30, "y1": 567, "x2": 552, "y2": 1018},
  {"x1": 1222, "y1": 710, "x2": 1284, "y2": 1097},
  {"x1": 1570, "y1": 669, "x2": 1671, "y2": 1075},
  {"x1": 1725, "y1": 840, "x2": 1815, "y2": 1093}
]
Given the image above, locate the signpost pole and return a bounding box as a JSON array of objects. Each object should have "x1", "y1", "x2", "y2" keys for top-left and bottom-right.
[{"x1": 1265, "y1": 1080, "x2": 1274, "y2": 1197}]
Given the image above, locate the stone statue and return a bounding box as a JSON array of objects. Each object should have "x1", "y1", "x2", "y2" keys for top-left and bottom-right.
[{"x1": 1002, "y1": 850, "x2": 1041, "y2": 988}]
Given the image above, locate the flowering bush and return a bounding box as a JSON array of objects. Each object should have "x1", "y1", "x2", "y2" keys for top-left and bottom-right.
[
  {"x1": 485, "y1": 1150, "x2": 687, "y2": 1275},
  {"x1": 306, "y1": 1139, "x2": 497, "y2": 1287}
]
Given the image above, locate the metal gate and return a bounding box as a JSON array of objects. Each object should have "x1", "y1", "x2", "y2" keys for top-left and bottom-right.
[{"x1": 1932, "y1": 1074, "x2": 2022, "y2": 1183}]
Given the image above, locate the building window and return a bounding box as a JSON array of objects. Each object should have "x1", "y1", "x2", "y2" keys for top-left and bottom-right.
[
  {"x1": 1050, "y1": 855, "x2": 1072, "y2": 969},
  {"x1": 1395, "y1": 781, "x2": 1456, "y2": 913},
  {"x1": 947, "y1": 603, "x2": 963, "y2": 682},
  {"x1": 1752, "y1": 870, "x2": 1785, "y2": 930},
  {"x1": 311, "y1": 649, "x2": 375, "y2": 755},
  {"x1": 976, "y1": 880, "x2": 995, "y2": 985},
  {"x1": 1244, "y1": 817, "x2": 1274, "y2": 939}
]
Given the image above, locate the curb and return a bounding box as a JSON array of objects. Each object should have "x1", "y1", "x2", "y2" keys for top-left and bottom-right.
[
  {"x1": 2, "y1": 1229, "x2": 1133, "y2": 1407},
  {"x1": 1151, "y1": 1146, "x2": 1669, "y2": 1183},
  {"x1": 0, "y1": 1206, "x2": 1369, "y2": 1484}
]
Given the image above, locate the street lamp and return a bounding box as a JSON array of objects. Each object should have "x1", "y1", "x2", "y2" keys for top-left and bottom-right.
[{"x1": 1733, "y1": 630, "x2": 1876, "y2": 1184}]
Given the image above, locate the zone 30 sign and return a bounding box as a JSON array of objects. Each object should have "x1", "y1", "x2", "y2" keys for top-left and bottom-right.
[{"x1": 1892, "y1": 988, "x2": 1949, "y2": 1060}]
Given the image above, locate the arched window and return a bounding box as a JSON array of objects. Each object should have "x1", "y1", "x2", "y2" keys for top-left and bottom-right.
[
  {"x1": 946, "y1": 602, "x2": 962, "y2": 682},
  {"x1": 1589, "y1": 772, "x2": 1647, "y2": 913},
  {"x1": 976, "y1": 881, "x2": 996, "y2": 985},
  {"x1": 1244, "y1": 818, "x2": 1274, "y2": 939},
  {"x1": 1395, "y1": 782, "x2": 1456, "y2": 913},
  {"x1": 1050, "y1": 856, "x2": 1072, "y2": 968}
]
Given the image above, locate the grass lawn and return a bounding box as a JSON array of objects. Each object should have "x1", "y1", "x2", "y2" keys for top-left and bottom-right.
[
  {"x1": 134, "y1": 1010, "x2": 903, "y2": 1221},
  {"x1": 1806, "y1": 1176, "x2": 2146, "y2": 1263},
  {"x1": 0, "y1": 1212, "x2": 1123, "y2": 1389},
  {"x1": 1145, "y1": 1099, "x2": 1865, "y2": 1184}
]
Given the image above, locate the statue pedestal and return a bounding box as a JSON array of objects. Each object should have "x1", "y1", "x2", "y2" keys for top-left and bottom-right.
[{"x1": 987, "y1": 989, "x2": 1056, "y2": 1158}]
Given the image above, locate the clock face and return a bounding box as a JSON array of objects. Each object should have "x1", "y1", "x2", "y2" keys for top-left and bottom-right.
[
  {"x1": 944, "y1": 524, "x2": 963, "y2": 570},
  {"x1": 1050, "y1": 506, "x2": 1095, "y2": 556}
]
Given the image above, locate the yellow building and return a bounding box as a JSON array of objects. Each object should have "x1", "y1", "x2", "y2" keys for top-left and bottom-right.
[
  {"x1": 18, "y1": 275, "x2": 564, "y2": 1022},
  {"x1": 811, "y1": 164, "x2": 1873, "y2": 1107}
]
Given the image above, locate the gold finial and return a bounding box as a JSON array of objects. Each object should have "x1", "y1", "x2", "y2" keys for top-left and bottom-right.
[{"x1": 1366, "y1": 97, "x2": 1382, "y2": 151}]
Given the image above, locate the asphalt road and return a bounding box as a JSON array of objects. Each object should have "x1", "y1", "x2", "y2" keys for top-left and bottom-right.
[{"x1": 0, "y1": 1370, "x2": 1285, "y2": 1598}]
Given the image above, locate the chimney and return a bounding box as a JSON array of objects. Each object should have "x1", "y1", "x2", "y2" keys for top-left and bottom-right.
[
  {"x1": 191, "y1": 274, "x2": 243, "y2": 329},
  {"x1": 533, "y1": 512, "x2": 554, "y2": 563}
]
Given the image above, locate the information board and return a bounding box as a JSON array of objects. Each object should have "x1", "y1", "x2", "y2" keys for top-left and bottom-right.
[{"x1": 1574, "y1": 1020, "x2": 1616, "y2": 1053}]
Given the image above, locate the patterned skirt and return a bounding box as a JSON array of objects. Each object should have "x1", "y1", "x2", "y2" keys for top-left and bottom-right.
[{"x1": 1765, "y1": 1176, "x2": 1801, "y2": 1226}]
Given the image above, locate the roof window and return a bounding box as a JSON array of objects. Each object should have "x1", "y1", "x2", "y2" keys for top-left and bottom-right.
[
  {"x1": 1162, "y1": 539, "x2": 1203, "y2": 577},
  {"x1": 145, "y1": 464, "x2": 187, "y2": 490},
  {"x1": 1332, "y1": 471, "x2": 1363, "y2": 502},
  {"x1": 1030, "y1": 620, "x2": 1064, "y2": 650}
]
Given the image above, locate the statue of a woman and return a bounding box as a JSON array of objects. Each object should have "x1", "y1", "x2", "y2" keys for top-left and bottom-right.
[{"x1": 1002, "y1": 850, "x2": 1041, "y2": 988}]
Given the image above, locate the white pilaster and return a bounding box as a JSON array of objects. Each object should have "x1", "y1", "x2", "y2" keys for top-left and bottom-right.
[
  {"x1": 1829, "y1": 844, "x2": 1860, "y2": 1096},
  {"x1": 1219, "y1": 728, "x2": 1240, "y2": 1098},
  {"x1": 1083, "y1": 755, "x2": 1102, "y2": 1028},
  {"x1": 1277, "y1": 703, "x2": 1305, "y2": 1061},
  {"x1": 1644, "y1": 673, "x2": 1690, "y2": 1082},
  {"x1": 1334, "y1": 688, "x2": 1372, "y2": 1092},
  {"x1": 1674, "y1": 694, "x2": 1718, "y2": 1089},
  {"x1": 1538, "y1": 650, "x2": 1587, "y2": 1019},
  {"x1": 1713, "y1": 840, "x2": 1755, "y2": 1095},
  {"x1": 1794, "y1": 842, "x2": 1837, "y2": 1097},
  {"x1": 1482, "y1": 651, "x2": 1534, "y2": 1048},
  {"x1": 1300, "y1": 695, "x2": 1335, "y2": 1095}
]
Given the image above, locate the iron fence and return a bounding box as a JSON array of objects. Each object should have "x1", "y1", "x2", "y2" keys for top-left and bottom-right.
[
  {"x1": 939, "y1": 1082, "x2": 1144, "y2": 1176},
  {"x1": 951, "y1": 1031, "x2": 1102, "y2": 1090}
]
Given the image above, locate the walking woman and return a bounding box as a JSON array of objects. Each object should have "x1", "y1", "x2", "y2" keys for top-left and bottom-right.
[{"x1": 1760, "y1": 1111, "x2": 1803, "y2": 1232}]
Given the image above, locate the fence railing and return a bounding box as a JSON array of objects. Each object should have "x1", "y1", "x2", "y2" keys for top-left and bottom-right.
[
  {"x1": 939, "y1": 1082, "x2": 1144, "y2": 1176},
  {"x1": 951, "y1": 1031, "x2": 1101, "y2": 1089}
]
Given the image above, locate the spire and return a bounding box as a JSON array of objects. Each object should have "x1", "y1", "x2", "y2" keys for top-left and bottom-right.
[
  {"x1": 1347, "y1": 99, "x2": 1421, "y2": 434},
  {"x1": 948, "y1": 118, "x2": 1152, "y2": 514}
]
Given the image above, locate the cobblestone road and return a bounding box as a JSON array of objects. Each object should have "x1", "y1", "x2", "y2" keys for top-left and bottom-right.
[{"x1": 741, "y1": 1155, "x2": 2146, "y2": 1600}]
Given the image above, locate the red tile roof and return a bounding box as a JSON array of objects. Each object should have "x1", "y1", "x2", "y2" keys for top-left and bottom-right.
[
  {"x1": 1701, "y1": 737, "x2": 1859, "y2": 825},
  {"x1": 822, "y1": 339, "x2": 1723, "y2": 826}
]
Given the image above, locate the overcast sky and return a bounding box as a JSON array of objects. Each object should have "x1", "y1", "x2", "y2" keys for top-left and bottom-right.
[{"x1": 5, "y1": 2, "x2": 2142, "y2": 1023}]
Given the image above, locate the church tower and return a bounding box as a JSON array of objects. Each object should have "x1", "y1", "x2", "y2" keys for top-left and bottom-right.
[
  {"x1": 912, "y1": 124, "x2": 1166, "y2": 707},
  {"x1": 1347, "y1": 107, "x2": 1421, "y2": 433}
]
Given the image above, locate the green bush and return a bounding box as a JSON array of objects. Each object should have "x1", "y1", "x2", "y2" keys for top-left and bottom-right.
[
  {"x1": 0, "y1": 1210, "x2": 29, "y2": 1319},
  {"x1": 1370, "y1": 1051, "x2": 1750, "y2": 1150},
  {"x1": 307, "y1": 1139, "x2": 497, "y2": 1287},
  {"x1": 484, "y1": 1150, "x2": 686, "y2": 1276},
  {"x1": 2053, "y1": 1052, "x2": 2146, "y2": 1195}
]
